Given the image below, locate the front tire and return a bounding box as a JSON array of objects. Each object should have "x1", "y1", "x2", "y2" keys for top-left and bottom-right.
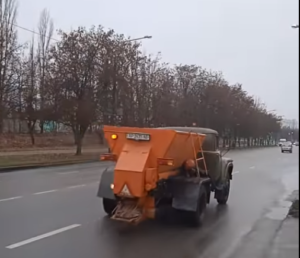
[{"x1": 102, "y1": 198, "x2": 117, "y2": 216}]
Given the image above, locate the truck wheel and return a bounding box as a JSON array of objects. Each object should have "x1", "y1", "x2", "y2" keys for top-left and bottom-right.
[
  {"x1": 102, "y1": 198, "x2": 117, "y2": 216},
  {"x1": 189, "y1": 185, "x2": 207, "y2": 227},
  {"x1": 216, "y1": 179, "x2": 230, "y2": 205}
]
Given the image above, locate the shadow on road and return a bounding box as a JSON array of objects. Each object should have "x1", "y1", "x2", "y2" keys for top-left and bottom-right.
[{"x1": 93, "y1": 204, "x2": 229, "y2": 258}]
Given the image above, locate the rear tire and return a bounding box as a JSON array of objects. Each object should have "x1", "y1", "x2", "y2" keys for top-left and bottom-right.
[
  {"x1": 103, "y1": 198, "x2": 117, "y2": 216},
  {"x1": 216, "y1": 179, "x2": 230, "y2": 205},
  {"x1": 189, "y1": 185, "x2": 207, "y2": 227}
]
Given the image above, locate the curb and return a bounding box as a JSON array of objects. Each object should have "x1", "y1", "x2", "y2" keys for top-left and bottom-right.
[
  {"x1": 235, "y1": 146, "x2": 277, "y2": 149},
  {"x1": 0, "y1": 159, "x2": 101, "y2": 173},
  {"x1": 221, "y1": 146, "x2": 277, "y2": 151}
]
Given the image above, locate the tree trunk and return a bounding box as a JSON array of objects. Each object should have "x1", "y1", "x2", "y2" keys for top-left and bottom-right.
[
  {"x1": 0, "y1": 100, "x2": 3, "y2": 133},
  {"x1": 39, "y1": 121, "x2": 44, "y2": 134},
  {"x1": 76, "y1": 135, "x2": 82, "y2": 155},
  {"x1": 27, "y1": 121, "x2": 36, "y2": 145},
  {"x1": 72, "y1": 127, "x2": 78, "y2": 145},
  {"x1": 74, "y1": 126, "x2": 88, "y2": 155},
  {"x1": 30, "y1": 130, "x2": 35, "y2": 145}
]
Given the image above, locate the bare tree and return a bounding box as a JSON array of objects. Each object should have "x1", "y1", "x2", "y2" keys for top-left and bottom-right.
[
  {"x1": 21, "y1": 38, "x2": 39, "y2": 144},
  {"x1": 0, "y1": 0, "x2": 19, "y2": 132},
  {"x1": 13, "y1": 49, "x2": 26, "y2": 133},
  {"x1": 37, "y1": 8, "x2": 54, "y2": 133},
  {"x1": 48, "y1": 27, "x2": 102, "y2": 155}
]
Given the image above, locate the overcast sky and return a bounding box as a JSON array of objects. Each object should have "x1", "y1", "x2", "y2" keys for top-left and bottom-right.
[{"x1": 17, "y1": 0, "x2": 299, "y2": 119}]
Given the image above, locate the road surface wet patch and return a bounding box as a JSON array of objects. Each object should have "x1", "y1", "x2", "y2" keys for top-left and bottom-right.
[{"x1": 265, "y1": 171, "x2": 299, "y2": 220}]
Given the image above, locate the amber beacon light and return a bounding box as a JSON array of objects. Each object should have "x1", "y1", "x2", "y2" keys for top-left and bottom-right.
[{"x1": 111, "y1": 134, "x2": 118, "y2": 140}]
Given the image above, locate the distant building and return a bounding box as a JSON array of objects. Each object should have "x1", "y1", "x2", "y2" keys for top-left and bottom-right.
[{"x1": 2, "y1": 118, "x2": 69, "y2": 133}]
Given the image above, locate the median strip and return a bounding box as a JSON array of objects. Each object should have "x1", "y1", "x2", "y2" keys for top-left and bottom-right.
[{"x1": 6, "y1": 224, "x2": 81, "y2": 249}]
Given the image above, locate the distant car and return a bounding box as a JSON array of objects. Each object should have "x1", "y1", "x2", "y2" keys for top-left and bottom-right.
[
  {"x1": 293, "y1": 141, "x2": 299, "y2": 146},
  {"x1": 281, "y1": 141, "x2": 293, "y2": 153}
]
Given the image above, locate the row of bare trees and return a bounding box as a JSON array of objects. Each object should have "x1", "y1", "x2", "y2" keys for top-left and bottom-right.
[{"x1": 0, "y1": 0, "x2": 282, "y2": 154}]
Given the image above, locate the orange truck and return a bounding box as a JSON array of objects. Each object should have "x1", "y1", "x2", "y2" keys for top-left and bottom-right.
[{"x1": 97, "y1": 126, "x2": 234, "y2": 227}]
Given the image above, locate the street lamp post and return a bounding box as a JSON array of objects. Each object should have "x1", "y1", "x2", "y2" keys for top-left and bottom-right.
[{"x1": 125, "y1": 36, "x2": 152, "y2": 42}]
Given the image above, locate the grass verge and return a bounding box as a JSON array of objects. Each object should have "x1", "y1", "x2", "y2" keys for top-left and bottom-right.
[{"x1": 0, "y1": 153, "x2": 100, "y2": 169}]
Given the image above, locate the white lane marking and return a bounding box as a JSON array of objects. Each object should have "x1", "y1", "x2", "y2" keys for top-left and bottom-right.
[
  {"x1": 249, "y1": 166, "x2": 255, "y2": 169},
  {"x1": 89, "y1": 181, "x2": 99, "y2": 186},
  {"x1": 58, "y1": 171, "x2": 79, "y2": 175},
  {"x1": 67, "y1": 184, "x2": 86, "y2": 189},
  {"x1": 6, "y1": 224, "x2": 81, "y2": 249},
  {"x1": 33, "y1": 190, "x2": 58, "y2": 195},
  {"x1": 0, "y1": 196, "x2": 23, "y2": 202},
  {"x1": 232, "y1": 171, "x2": 240, "y2": 174}
]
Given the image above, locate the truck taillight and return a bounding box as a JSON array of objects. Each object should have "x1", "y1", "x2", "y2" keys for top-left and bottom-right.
[
  {"x1": 100, "y1": 154, "x2": 117, "y2": 161},
  {"x1": 157, "y1": 158, "x2": 174, "y2": 166}
]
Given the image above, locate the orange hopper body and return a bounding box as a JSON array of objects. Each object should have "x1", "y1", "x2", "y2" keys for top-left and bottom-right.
[{"x1": 101, "y1": 125, "x2": 206, "y2": 223}]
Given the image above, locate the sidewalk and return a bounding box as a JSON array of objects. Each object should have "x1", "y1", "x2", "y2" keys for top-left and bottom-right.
[{"x1": 268, "y1": 217, "x2": 299, "y2": 258}]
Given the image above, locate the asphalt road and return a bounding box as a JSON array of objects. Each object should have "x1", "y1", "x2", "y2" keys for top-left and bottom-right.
[{"x1": 0, "y1": 147, "x2": 298, "y2": 258}]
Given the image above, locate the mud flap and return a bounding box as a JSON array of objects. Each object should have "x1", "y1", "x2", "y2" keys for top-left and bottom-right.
[
  {"x1": 169, "y1": 177, "x2": 201, "y2": 212},
  {"x1": 97, "y1": 166, "x2": 116, "y2": 200}
]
